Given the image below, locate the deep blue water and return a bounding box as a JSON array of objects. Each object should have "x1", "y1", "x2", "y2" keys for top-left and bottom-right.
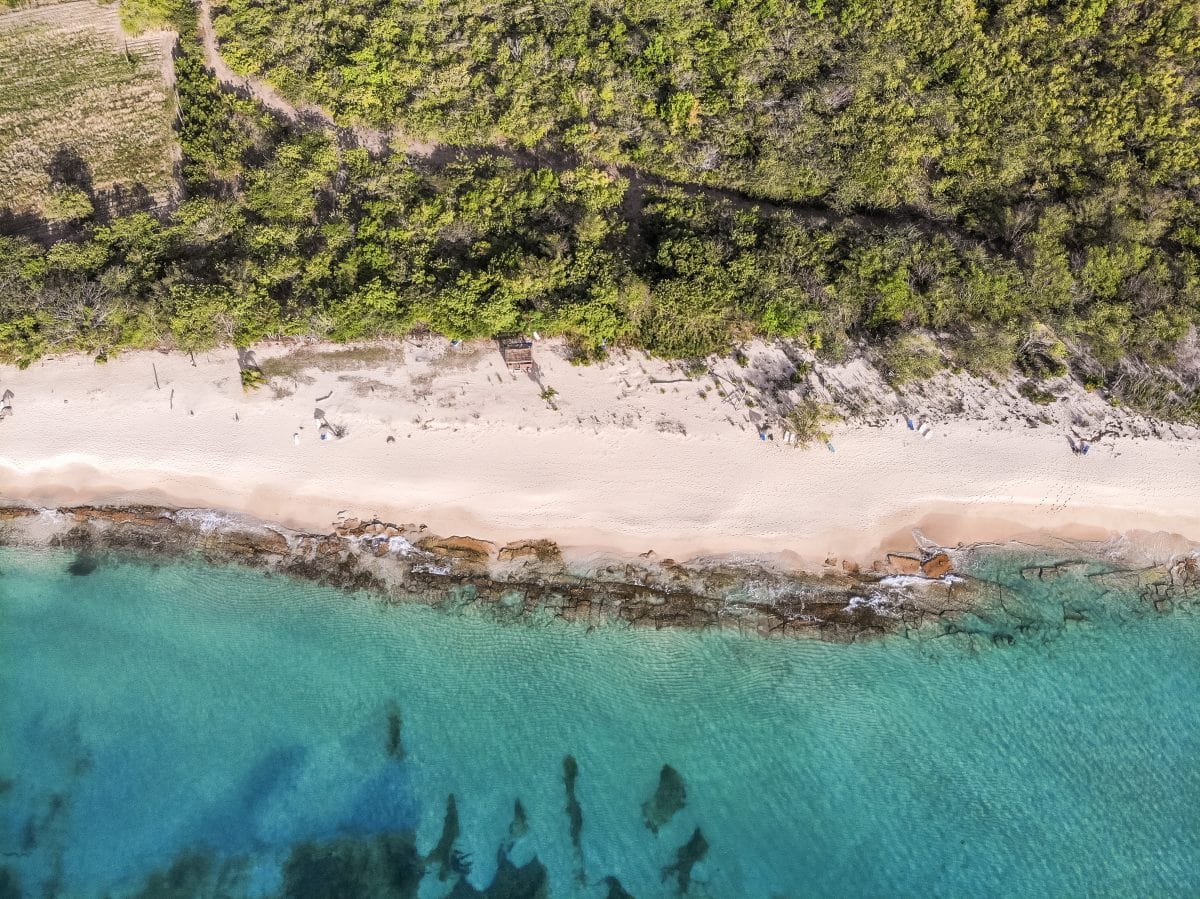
[{"x1": 1, "y1": 547, "x2": 1198, "y2": 897}]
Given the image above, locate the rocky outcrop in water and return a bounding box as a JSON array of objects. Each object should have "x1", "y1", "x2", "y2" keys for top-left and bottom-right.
[{"x1": 5, "y1": 503, "x2": 1193, "y2": 642}]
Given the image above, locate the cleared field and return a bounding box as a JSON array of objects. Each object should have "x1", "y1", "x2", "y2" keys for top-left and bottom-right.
[{"x1": 0, "y1": 0, "x2": 177, "y2": 222}]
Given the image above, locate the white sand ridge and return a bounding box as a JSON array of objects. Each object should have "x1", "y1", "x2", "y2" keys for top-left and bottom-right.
[{"x1": 1, "y1": 336, "x2": 1198, "y2": 567}]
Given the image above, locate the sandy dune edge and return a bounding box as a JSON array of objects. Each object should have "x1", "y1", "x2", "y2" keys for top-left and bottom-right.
[{"x1": 2, "y1": 338, "x2": 1198, "y2": 566}]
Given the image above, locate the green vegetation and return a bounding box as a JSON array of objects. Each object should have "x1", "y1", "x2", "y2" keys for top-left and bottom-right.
[
  {"x1": 0, "y1": 3, "x2": 176, "y2": 219},
  {"x1": 879, "y1": 334, "x2": 942, "y2": 386},
  {"x1": 1018, "y1": 381, "x2": 1058, "y2": 405},
  {"x1": 784, "y1": 399, "x2": 840, "y2": 447},
  {"x1": 116, "y1": 0, "x2": 188, "y2": 34},
  {"x1": 211, "y1": 0, "x2": 1200, "y2": 210},
  {"x1": 1, "y1": 0, "x2": 1199, "y2": 424}
]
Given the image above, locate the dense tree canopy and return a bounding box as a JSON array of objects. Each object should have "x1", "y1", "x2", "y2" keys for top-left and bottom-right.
[{"x1": 1, "y1": 0, "x2": 1199, "y2": 423}]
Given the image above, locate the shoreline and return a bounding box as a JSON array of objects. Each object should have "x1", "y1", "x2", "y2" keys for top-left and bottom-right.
[
  {"x1": 3, "y1": 339, "x2": 1200, "y2": 568},
  {"x1": 1, "y1": 502, "x2": 1198, "y2": 641}
]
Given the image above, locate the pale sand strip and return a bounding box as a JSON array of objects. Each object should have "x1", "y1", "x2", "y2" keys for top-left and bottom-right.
[{"x1": 1, "y1": 340, "x2": 1198, "y2": 565}]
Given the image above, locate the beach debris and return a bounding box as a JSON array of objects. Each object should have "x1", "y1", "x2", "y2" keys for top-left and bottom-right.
[{"x1": 498, "y1": 335, "x2": 535, "y2": 372}]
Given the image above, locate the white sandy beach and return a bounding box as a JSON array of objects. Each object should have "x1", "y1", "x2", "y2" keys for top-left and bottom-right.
[{"x1": 1, "y1": 338, "x2": 1199, "y2": 565}]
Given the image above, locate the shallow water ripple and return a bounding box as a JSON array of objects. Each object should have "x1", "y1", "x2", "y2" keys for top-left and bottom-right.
[{"x1": 1, "y1": 548, "x2": 1198, "y2": 897}]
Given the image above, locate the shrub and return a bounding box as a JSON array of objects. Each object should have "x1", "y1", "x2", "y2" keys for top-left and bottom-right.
[
  {"x1": 783, "y1": 399, "x2": 841, "y2": 447},
  {"x1": 880, "y1": 334, "x2": 942, "y2": 386}
]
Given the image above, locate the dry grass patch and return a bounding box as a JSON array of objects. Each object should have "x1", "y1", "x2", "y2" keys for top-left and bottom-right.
[
  {"x1": 0, "y1": 0, "x2": 177, "y2": 221},
  {"x1": 257, "y1": 343, "x2": 407, "y2": 380}
]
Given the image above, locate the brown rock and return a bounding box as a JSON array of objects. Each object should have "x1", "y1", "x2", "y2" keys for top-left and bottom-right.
[
  {"x1": 64, "y1": 506, "x2": 167, "y2": 528},
  {"x1": 921, "y1": 552, "x2": 953, "y2": 579},
  {"x1": 418, "y1": 535, "x2": 495, "y2": 564},
  {"x1": 497, "y1": 539, "x2": 563, "y2": 563},
  {"x1": 316, "y1": 538, "x2": 343, "y2": 557},
  {"x1": 886, "y1": 553, "x2": 922, "y2": 575},
  {"x1": 841, "y1": 559, "x2": 861, "y2": 574},
  {"x1": 0, "y1": 506, "x2": 36, "y2": 520}
]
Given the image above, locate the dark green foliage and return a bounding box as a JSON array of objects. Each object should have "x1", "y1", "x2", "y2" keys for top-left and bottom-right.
[
  {"x1": 3, "y1": 0, "x2": 1199, "y2": 424},
  {"x1": 212, "y1": 0, "x2": 1200, "y2": 210},
  {"x1": 879, "y1": 334, "x2": 943, "y2": 386},
  {"x1": 1018, "y1": 381, "x2": 1058, "y2": 405}
]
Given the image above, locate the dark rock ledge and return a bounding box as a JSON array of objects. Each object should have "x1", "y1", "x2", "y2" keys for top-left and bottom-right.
[{"x1": 1, "y1": 505, "x2": 1192, "y2": 640}]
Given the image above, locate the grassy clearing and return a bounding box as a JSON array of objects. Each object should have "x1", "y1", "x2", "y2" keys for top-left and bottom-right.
[{"x1": 0, "y1": 0, "x2": 176, "y2": 220}]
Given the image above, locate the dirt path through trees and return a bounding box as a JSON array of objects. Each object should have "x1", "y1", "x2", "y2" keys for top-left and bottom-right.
[
  {"x1": 193, "y1": 0, "x2": 972, "y2": 245},
  {"x1": 196, "y1": 0, "x2": 433, "y2": 156}
]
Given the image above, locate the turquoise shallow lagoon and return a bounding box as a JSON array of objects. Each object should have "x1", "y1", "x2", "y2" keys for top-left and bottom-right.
[{"x1": 2, "y1": 547, "x2": 1199, "y2": 897}]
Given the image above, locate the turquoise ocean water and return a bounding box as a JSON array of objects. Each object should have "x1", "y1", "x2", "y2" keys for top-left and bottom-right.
[{"x1": 1, "y1": 547, "x2": 1198, "y2": 898}]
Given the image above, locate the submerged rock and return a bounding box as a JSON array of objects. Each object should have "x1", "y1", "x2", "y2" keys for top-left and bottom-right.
[
  {"x1": 602, "y1": 876, "x2": 636, "y2": 899},
  {"x1": 662, "y1": 827, "x2": 708, "y2": 894},
  {"x1": 386, "y1": 702, "x2": 405, "y2": 759},
  {"x1": 446, "y1": 852, "x2": 549, "y2": 899},
  {"x1": 282, "y1": 832, "x2": 422, "y2": 899},
  {"x1": 508, "y1": 799, "x2": 528, "y2": 841},
  {"x1": 642, "y1": 765, "x2": 687, "y2": 833},
  {"x1": 429, "y1": 794, "x2": 468, "y2": 880},
  {"x1": 0, "y1": 865, "x2": 21, "y2": 899},
  {"x1": 66, "y1": 555, "x2": 98, "y2": 577},
  {"x1": 563, "y1": 755, "x2": 584, "y2": 883}
]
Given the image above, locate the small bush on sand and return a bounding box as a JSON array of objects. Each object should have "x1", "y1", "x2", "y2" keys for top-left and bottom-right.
[{"x1": 784, "y1": 399, "x2": 841, "y2": 447}]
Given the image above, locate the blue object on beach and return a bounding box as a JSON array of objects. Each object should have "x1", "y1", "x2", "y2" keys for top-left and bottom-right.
[
  {"x1": 759, "y1": 432, "x2": 766, "y2": 441},
  {"x1": 906, "y1": 417, "x2": 914, "y2": 430},
  {"x1": 825, "y1": 440, "x2": 835, "y2": 452}
]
